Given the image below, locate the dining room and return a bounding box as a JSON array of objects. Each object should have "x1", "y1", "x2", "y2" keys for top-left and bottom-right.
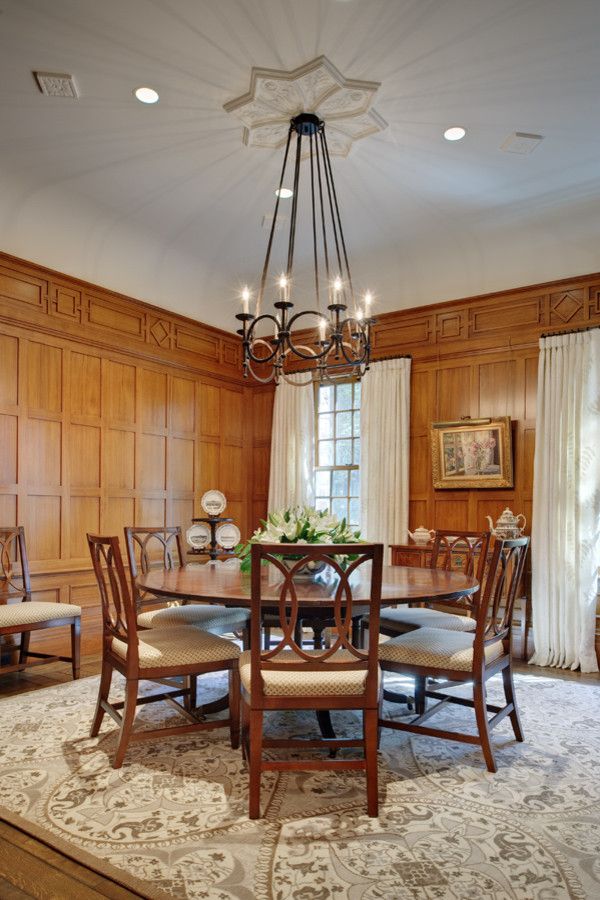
[{"x1": 1, "y1": 1, "x2": 600, "y2": 898}]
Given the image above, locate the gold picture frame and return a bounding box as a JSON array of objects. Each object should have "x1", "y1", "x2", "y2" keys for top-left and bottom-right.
[{"x1": 430, "y1": 416, "x2": 513, "y2": 489}]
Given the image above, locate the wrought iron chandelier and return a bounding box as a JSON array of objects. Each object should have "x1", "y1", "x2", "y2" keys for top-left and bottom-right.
[{"x1": 236, "y1": 112, "x2": 375, "y2": 385}]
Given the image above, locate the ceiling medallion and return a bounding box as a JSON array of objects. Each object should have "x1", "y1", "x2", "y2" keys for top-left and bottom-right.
[
  {"x1": 224, "y1": 55, "x2": 387, "y2": 159},
  {"x1": 227, "y1": 59, "x2": 383, "y2": 385}
]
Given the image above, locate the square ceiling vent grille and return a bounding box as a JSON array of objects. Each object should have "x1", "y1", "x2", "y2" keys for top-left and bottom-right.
[
  {"x1": 501, "y1": 132, "x2": 543, "y2": 155},
  {"x1": 33, "y1": 71, "x2": 79, "y2": 98}
]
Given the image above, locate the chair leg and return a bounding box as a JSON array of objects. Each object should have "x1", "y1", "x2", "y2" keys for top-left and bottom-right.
[
  {"x1": 415, "y1": 676, "x2": 426, "y2": 715},
  {"x1": 363, "y1": 708, "x2": 379, "y2": 817},
  {"x1": 71, "y1": 619, "x2": 81, "y2": 679},
  {"x1": 502, "y1": 665, "x2": 524, "y2": 742},
  {"x1": 262, "y1": 626, "x2": 271, "y2": 651},
  {"x1": 473, "y1": 680, "x2": 497, "y2": 773},
  {"x1": 18, "y1": 631, "x2": 31, "y2": 667},
  {"x1": 90, "y1": 659, "x2": 113, "y2": 737},
  {"x1": 241, "y1": 625, "x2": 250, "y2": 651},
  {"x1": 241, "y1": 696, "x2": 250, "y2": 763},
  {"x1": 229, "y1": 666, "x2": 240, "y2": 750},
  {"x1": 183, "y1": 675, "x2": 197, "y2": 712},
  {"x1": 113, "y1": 679, "x2": 139, "y2": 769},
  {"x1": 248, "y1": 708, "x2": 264, "y2": 819}
]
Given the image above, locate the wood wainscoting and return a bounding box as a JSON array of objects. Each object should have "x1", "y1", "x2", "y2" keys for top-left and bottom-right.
[
  {"x1": 0, "y1": 252, "x2": 273, "y2": 658},
  {"x1": 373, "y1": 272, "x2": 600, "y2": 537}
]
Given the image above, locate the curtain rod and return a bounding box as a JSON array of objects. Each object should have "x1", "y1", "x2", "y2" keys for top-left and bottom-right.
[
  {"x1": 284, "y1": 352, "x2": 412, "y2": 376},
  {"x1": 541, "y1": 323, "x2": 600, "y2": 338}
]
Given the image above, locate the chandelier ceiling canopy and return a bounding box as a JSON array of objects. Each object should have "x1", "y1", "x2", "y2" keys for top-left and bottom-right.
[{"x1": 225, "y1": 58, "x2": 386, "y2": 385}]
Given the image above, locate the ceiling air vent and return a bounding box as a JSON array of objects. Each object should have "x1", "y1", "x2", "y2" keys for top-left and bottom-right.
[
  {"x1": 501, "y1": 132, "x2": 543, "y2": 155},
  {"x1": 33, "y1": 71, "x2": 79, "y2": 98}
]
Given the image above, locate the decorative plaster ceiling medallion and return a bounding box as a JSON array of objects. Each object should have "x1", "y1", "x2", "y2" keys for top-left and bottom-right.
[{"x1": 224, "y1": 56, "x2": 387, "y2": 158}]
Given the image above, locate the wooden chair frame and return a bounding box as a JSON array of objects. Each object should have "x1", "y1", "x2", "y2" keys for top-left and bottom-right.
[
  {"x1": 242, "y1": 542, "x2": 384, "y2": 819},
  {"x1": 124, "y1": 525, "x2": 250, "y2": 648},
  {"x1": 379, "y1": 537, "x2": 529, "y2": 772},
  {"x1": 88, "y1": 534, "x2": 240, "y2": 768},
  {"x1": 0, "y1": 526, "x2": 80, "y2": 678}
]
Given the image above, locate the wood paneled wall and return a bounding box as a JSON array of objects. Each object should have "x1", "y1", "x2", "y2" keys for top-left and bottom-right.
[
  {"x1": 0, "y1": 252, "x2": 272, "y2": 656},
  {"x1": 371, "y1": 271, "x2": 600, "y2": 536}
]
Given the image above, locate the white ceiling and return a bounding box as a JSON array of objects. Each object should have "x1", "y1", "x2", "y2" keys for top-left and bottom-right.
[{"x1": 2, "y1": 0, "x2": 600, "y2": 332}]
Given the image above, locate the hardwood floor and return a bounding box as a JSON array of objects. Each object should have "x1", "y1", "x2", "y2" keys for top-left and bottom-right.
[{"x1": 0, "y1": 652, "x2": 598, "y2": 899}]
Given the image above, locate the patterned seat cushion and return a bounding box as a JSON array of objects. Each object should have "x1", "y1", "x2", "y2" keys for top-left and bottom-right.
[
  {"x1": 239, "y1": 649, "x2": 380, "y2": 698},
  {"x1": 378, "y1": 627, "x2": 503, "y2": 672},
  {"x1": 376, "y1": 606, "x2": 476, "y2": 633},
  {"x1": 112, "y1": 626, "x2": 240, "y2": 671},
  {"x1": 137, "y1": 603, "x2": 249, "y2": 631},
  {"x1": 0, "y1": 601, "x2": 81, "y2": 627}
]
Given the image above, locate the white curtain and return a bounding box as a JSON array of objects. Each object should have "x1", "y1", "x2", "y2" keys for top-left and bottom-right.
[
  {"x1": 530, "y1": 328, "x2": 600, "y2": 673},
  {"x1": 360, "y1": 357, "x2": 411, "y2": 561},
  {"x1": 268, "y1": 373, "x2": 315, "y2": 511}
]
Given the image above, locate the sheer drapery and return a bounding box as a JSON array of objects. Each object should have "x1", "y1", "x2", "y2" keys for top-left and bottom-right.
[
  {"x1": 268, "y1": 373, "x2": 315, "y2": 512},
  {"x1": 530, "y1": 328, "x2": 600, "y2": 673},
  {"x1": 360, "y1": 357, "x2": 411, "y2": 562}
]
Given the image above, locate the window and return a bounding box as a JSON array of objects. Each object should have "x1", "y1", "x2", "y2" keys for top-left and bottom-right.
[{"x1": 314, "y1": 380, "x2": 360, "y2": 528}]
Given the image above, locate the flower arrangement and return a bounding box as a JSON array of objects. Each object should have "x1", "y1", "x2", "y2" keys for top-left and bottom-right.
[
  {"x1": 236, "y1": 506, "x2": 362, "y2": 573},
  {"x1": 468, "y1": 434, "x2": 497, "y2": 474}
]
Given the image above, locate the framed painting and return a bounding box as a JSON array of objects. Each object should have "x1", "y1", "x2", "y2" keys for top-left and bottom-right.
[{"x1": 430, "y1": 416, "x2": 513, "y2": 489}]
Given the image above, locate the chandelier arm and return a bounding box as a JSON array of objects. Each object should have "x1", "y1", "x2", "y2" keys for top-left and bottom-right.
[
  {"x1": 338, "y1": 331, "x2": 369, "y2": 366},
  {"x1": 245, "y1": 356, "x2": 278, "y2": 384},
  {"x1": 286, "y1": 128, "x2": 303, "y2": 280},
  {"x1": 246, "y1": 315, "x2": 284, "y2": 364},
  {"x1": 309, "y1": 131, "x2": 320, "y2": 309},
  {"x1": 319, "y1": 129, "x2": 345, "y2": 300},
  {"x1": 322, "y1": 128, "x2": 356, "y2": 312},
  {"x1": 287, "y1": 310, "x2": 331, "y2": 360},
  {"x1": 258, "y1": 124, "x2": 294, "y2": 315},
  {"x1": 314, "y1": 126, "x2": 331, "y2": 290}
]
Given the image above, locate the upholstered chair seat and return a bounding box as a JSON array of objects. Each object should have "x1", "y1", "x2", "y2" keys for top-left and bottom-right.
[
  {"x1": 0, "y1": 600, "x2": 81, "y2": 627},
  {"x1": 378, "y1": 606, "x2": 476, "y2": 633},
  {"x1": 137, "y1": 603, "x2": 249, "y2": 632},
  {"x1": 379, "y1": 626, "x2": 503, "y2": 672},
  {"x1": 239, "y1": 648, "x2": 380, "y2": 698},
  {"x1": 112, "y1": 626, "x2": 240, "y2": 671}
]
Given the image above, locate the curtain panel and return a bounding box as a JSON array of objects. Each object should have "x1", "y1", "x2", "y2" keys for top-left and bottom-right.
[
  {"x1": 268, "y1": 373, "x2": 315, "y2": 512},
  {"x1": 360, "y1": 357, "x2": 411, "y2": 561},
  {"x1": 530, "y1": 328, "x2": 600, "y2": 673}
]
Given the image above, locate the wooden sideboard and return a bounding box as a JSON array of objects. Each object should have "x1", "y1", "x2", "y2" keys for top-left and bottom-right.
[{"x1": 390, "y1": 541, "x2": 532, "y2": 660}]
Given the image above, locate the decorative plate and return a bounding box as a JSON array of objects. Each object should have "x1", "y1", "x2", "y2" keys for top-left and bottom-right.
[
  {"x1": 215, "y1": 522, "x2": 241, "y2": 550},
  {"x1": 200, "y1": 490, "x2": 227, "y2": 516},
  {"x1": 186, "y1": 523, "x2": 211, "y2": 549}
]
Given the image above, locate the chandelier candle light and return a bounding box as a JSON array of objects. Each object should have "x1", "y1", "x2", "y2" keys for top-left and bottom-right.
[{"x1": 235, "y1": 112, "x2": 375, "y2": 385}]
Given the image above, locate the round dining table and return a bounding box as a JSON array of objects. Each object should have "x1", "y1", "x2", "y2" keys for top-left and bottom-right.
[{"x1": 138, "y1": 562, "x2": 479, "y2": 737}]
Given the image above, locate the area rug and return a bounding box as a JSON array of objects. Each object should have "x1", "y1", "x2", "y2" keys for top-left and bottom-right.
[{"x1": 0, "y1": 672, "x2": 599, "y2": 900}]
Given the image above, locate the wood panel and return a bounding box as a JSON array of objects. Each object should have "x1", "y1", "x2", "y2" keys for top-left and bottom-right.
[{"x1": 0, "y1": 253, "x2": 263, "y2": 659}]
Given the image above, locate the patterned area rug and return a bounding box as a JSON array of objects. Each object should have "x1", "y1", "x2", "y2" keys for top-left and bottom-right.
[{"x1": 0, "y1": 672, "x2": 599, "y2": 899}]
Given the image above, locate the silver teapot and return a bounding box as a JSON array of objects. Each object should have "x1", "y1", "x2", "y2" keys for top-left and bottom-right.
[{"x1": 486, "y1": 508, "x2": 526, "y2": 539}]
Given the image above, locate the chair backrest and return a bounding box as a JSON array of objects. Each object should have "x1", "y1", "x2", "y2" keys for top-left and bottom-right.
[
  {"x1": 124, "y1": 526, "x2": 185, "y2": 608},
  {"x1": 429, "y1": 529, "x2": 491, "y2": 609},
  {"x1": 474, "y1": 537, "x2": 530, "y2": 656},
  {"x1": 250, "y1": 542, "x2": 383, "y2": 706},
  {"x1": 88, "y1": 534, "x2": 139, "y2": 669},
  {"x1": 0, "y1": 526, "x2": 31, "y2": 604}
]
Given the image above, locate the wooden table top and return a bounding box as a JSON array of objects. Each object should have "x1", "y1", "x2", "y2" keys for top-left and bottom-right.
[{"x1": 138, "y1": 563, "x2": 479, "y2": 609}]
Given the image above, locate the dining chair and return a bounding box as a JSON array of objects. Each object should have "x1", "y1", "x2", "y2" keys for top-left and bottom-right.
[
  {"x1": 363, "y1": 530, "x2": 491, "y2": 641},
  {"x1": 124, "y1": 526, "x2": 250, "y2": 647},
  {"x1": 0, "y1": 526, "x2": 81, "y2": 678},
  {"x1": 378, "y1": 537, "x2": 530, "y2": 772},
  {"x1": 88, "y1": 533, "x2": 240, "y2": 768},
  {"x1": 241, "y1": 542, "x2": 384, "y2": 819}
]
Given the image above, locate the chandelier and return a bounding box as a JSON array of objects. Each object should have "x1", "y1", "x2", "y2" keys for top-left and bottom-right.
[{"x1": 236, "y1": 112, "x2": 375, "y2": 385}]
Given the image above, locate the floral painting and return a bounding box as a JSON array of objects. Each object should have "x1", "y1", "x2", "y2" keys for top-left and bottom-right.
[{"x1": 430, "y1": 417, "x2": 513, "y2": 488}]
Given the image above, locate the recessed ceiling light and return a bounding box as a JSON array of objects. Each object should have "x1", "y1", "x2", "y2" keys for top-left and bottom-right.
[
  {"x1": 275, "y1": 187, "x2": 293, "y2": 199},
  {"x1": 444, "y1": 126, "x2": 466, "y2": 142},
  {"x1": 134, "y1": 86, "x2": 159, "y2": 104}
]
